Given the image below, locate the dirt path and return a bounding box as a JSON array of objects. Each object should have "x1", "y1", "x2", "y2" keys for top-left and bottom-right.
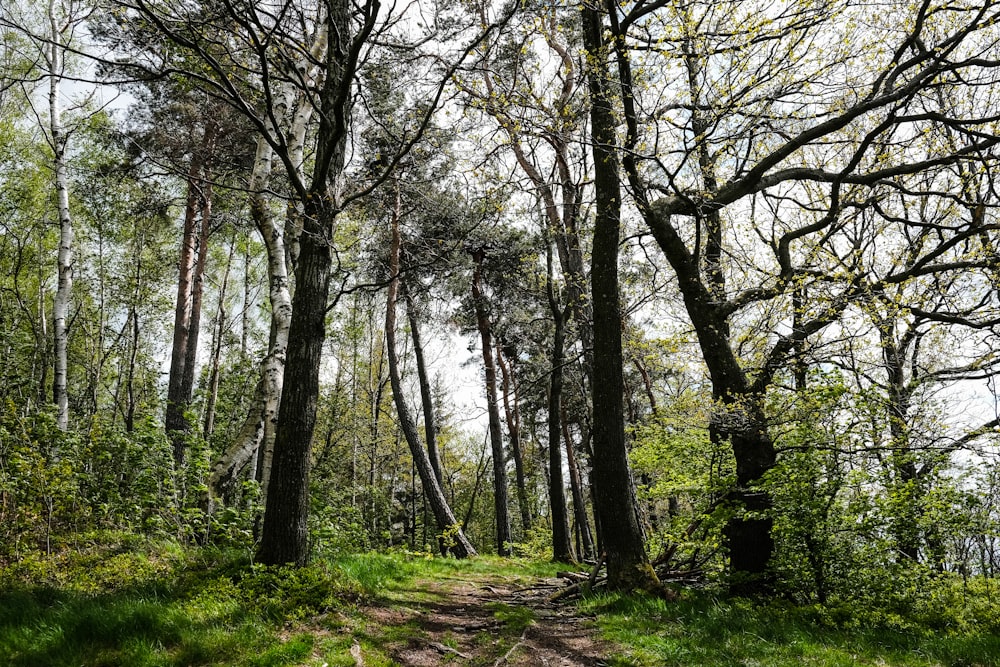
[{"x1": 361, "y1": 573, "x2": 611, "y2": 666}]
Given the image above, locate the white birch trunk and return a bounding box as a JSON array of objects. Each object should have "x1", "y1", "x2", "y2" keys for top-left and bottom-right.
[
  {"x1": 48, "y1": 0, "x2": 72, "y2": 432},
  {"x1": 208, "y1": 26, "x2": 324, "y2": 502}
]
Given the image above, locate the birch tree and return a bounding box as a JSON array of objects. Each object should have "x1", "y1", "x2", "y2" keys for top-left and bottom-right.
[{"x1": 114, "y1": 0, "x2": 513, "y2": 565}]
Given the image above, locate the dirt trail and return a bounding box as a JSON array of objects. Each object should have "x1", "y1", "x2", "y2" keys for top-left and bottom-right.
[{"x1": 363, "y1": 573, "x2": 611, "y2": 666}]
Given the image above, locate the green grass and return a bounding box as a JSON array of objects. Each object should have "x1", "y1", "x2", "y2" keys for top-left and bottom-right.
[
  {"x1": 578, "y1": 590, "x2": 1000, "y2": 667},
  {"x1": 486, "y1": 602, "x2": 535, "y2": 635},
  {"x1": 0, "y1": 537, "x2": 348, "y2": 667},
  {"x1": 331, "y1": 551, "x2": 563, "y2": 594},
  {"x1": 4, "y1": 537, "x2": 998, "y2": 667},
  {"x1": 0, "y1": 539, "x2": 565, "y2": 667}
]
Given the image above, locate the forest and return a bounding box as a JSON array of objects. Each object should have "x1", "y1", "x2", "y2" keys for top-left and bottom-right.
[{"x1": 3, "y1": 0, "x2": 1000, "y2": 663}]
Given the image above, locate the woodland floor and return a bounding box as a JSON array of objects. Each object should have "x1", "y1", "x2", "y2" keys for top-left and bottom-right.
[{"x1": 350, "y1": 569, "x2": 611, "y2": 666}]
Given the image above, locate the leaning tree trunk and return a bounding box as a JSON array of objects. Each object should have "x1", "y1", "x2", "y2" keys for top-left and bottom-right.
[
  {"x1": 582, "y1": 3, "x2": 659, "y2": 592},
  {"x1": 403, "y1": 284, "x2": 444, "y2": 486},
  {"x1": 471, "y1": 248, "x2": 513, "y2": 557},
  {"x1": 209, "y1": 112, "x2": 294, "y2": 501},
  {"x1": 387, "y1": 192, "x2": 476, "y2": 558}
]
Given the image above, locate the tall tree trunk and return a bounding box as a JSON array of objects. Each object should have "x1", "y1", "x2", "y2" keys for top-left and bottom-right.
[
  {"x1": 180, "y1": 160, "x2": 215, "y2": 427},
  {"x1": 403, "y1": 284, "x2": 443, "y2": 486},
  {"x1": 878, "y1": 318, "x2": 921, "y2": 563},
  {"x1": 256, "y1": 197, "x2": 333, "y2": 566},
  {"x1": 48, "y1": 0, "x2": 72, "y2": 432},
  {"x1": 166, "y1": 157, "x2": 203, "y2": 462},
  {"x1": 471, "y1": 248, "x2": 513, "y2": 556},
  {"x1": 582, "y1": 3, "x2": 659, "y2": 592},
  {"x1": 36, "y1": 239, "x2": 50, "y2": 412},
  {"x1": 256, "y1": 0, "x2": 354, "y2": 565},
  {"x1": 496, "y1": 341, "x2": 531, "y2": 533},
  {"x1": 562, "y1": 408, "x2": 595, "y2": 560},
  {"x1": 387, "y1": 188, "x2": 476, "y2": 558},
  {"x1": 547, "y1": 244, "x2": 574, "y2": 563}
]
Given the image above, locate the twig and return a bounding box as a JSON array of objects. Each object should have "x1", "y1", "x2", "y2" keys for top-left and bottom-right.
[
  {"x1": 350, "y1": 641, "x2": 364, "y2": 666},
  {"x1": 429, "y1": 641, "x2": 471, "y2": 660},
  {"x1": 588, "y1": 552, "x2": 607, "y2": 587},
  {"x1": 493, "y1": 629, "x2": 528, "y2": 666}
]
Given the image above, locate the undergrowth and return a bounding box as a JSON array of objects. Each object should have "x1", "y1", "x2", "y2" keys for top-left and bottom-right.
[
  {"x1": 580, "y1": 586, "x2": 1000, "y2": 667},
  {"x1": 0, "y1": 533, "x2": 350, "y2": 666},
  {"x1": 3, "y1": 535, "x2": 999, "y2": 667}
]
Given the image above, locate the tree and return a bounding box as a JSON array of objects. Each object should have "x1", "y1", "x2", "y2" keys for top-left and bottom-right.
[
  {"x1": 546, "y1": 235, "x2": 575, "y2": 562},
  {"x1": 456, "y1": 0, "x2": 594, "y2": 558},
  {"x1": 384, "y1": 179, "x2": 477, "y2": 558},
  {"x1": 581, "y1": 1, "x2": 660, "y2": 592},
  {"x1": 45, "y1": 0, "x2": 76, "y2": 432},
  {"x1": 114, "y1": 0, "x2": 514, "y2": 565},
  {"x1": 595, "y1": 0, "x2": 1000, "y2": 590},
  {"x1": 1, "y1": 0, "x2": 88, "y2": 431},
  {"x1": 469, "y1": 244, "x2": 514, "y2": 556}
]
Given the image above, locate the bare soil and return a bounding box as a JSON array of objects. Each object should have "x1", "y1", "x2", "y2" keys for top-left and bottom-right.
[{"x1": 361, "y1": 574, "x2": 612, "y2": 666}]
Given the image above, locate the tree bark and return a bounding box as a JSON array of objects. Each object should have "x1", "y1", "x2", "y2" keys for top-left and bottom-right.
[
  {"x1": 256, "y1": 197, "x2": 333, "y2": 566},
  {"x1": 47, "y1": 0, "x2": 72, "y2": 432},
  {"x1": 387, "y1": 187, "x2": 476, "y2": 558},
  {"x1": 403, "y1": 284, "x2": 444, "y2": 487},
  {"x1": 471, "y1": 248, "x2": 513, "y2": 556},
  {"x1": 547, "y1": 244, "x2": 574, "y2": 563},
  {"x1": 581, "y1": 3, "x2": 658, "y2": 592}
]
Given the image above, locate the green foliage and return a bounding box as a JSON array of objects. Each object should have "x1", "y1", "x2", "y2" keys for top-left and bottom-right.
[
  {"x1": 509, "y1": 522, "x2": 556, "y2": 560},
  {"x1": 0, "y1": 405, "x2": 254, "y2": 562},
  {"x1": 239, "y1": 562, "x2": 356, "y2": 621},
  {"x1": 487, "y1": 601, "x2": 535, "y2": 634},
  {"x1": 629, "y1": 387, "x2": 729, "y2": 571},
  {"x1": 310, "y1": 492, "x2": 369, "y2": 558},
  {"x1": 0, "y1": 536, "x2": 351, "y2": 667},
  {"x1": 579, "y1": 587, "x2": 1000, "y2": 667}
]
